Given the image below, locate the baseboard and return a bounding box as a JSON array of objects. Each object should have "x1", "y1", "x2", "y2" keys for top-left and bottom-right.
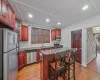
[{"x1": 87, "y1": 54, "x2": 96, "y2": 64}]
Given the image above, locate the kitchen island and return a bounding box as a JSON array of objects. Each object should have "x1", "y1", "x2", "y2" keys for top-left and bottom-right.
[{"x1": 40, "y1": 48, "x2": 69, "y2": 80}]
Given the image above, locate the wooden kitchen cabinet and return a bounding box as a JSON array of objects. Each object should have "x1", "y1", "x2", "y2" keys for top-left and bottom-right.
[
  {"x1": 18, "y1": 51, "x2": 27, "y2": 69},
  {"x1": 23, "y1": 51, "x2": 27, "y2": 65},
  {"x1": 37, "y1": 50, "x2": 41, "y2": 62},
  {"x1": 0, "y1": 0, "x2": 1, "y2": 15},
  {"x1": 0, "y1": 0, "x2": 16, "y2": 30},
  {"x1": 7, "y1": 4, "x2": 15, "y2": 29},
  {"x1": 51, "y1": 29, "x2": 61, "y2": 40},
  {"x1": 55, "y1": 29, "x2": 61, "y2": 36},
  {"x1": 20, "y1": 25, "x2": 28, "y2": 41},
  {"x1": 1, "y1": 0, "x2": 8, "y2": 23},
  {"x1": 51, "y1": 30, "x2": 56, "y2": 40},
  {"x1": 18, "y1": 52, "x2": 24, "y2": 69}
]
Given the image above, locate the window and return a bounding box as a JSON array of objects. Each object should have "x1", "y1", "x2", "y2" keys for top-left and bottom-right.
[
  {"x1": 31, "y1": 28, "x2": 50, "y2": 44},
  {"x1": 31, "y1": 28, "x2": 38, "y2": 44}
]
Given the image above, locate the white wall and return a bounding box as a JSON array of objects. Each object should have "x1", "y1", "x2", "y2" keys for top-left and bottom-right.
[
  {"x1": 20, "y1": 26, "x2": 53, "y2": 49},
  {"x1": 62, "y1": 14, "x2": 100, "y2": 67}
]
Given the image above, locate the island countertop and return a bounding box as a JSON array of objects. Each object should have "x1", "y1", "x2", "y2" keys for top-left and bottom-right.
[{"x1": 40, "y1": 47, "x2": 69, "y2": 55}]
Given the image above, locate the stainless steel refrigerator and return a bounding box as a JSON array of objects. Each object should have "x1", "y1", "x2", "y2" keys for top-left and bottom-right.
[{"x1": 0, "y1": 28, "x2": 18, "y2": 80}]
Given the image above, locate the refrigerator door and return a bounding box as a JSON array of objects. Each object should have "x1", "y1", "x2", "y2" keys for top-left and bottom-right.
[
  {"x1": 3, "y1": 52, "x2": 8, "y2": 80},
  {"x1": 3, "y1": 29, "x2": 18, "y2": 53},
  {"x1": 3, "y1": 49, "x2": 18, "y2": 80},
  {"x1": 0, "y1": 28, "x2": 3, "y2": 80}
]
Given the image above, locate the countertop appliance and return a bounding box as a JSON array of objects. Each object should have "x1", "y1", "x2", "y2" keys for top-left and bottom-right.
[{"x1": 0, "y1": 28, "x2": 18, "y2": 80}]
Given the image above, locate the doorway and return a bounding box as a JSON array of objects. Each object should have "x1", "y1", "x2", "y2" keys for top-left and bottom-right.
[
  {"x1": 71, "y1": 29, "x2": 82, "y2": 64},
  {"x1": 87, "y1": 27, "x2": 100, "y2": 73}
]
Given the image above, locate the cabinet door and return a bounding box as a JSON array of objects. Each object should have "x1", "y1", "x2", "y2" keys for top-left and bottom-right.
[
  {"x1": 51, "y1": 30, "x2": 56, "y2": 40},
  {"x1": 23, "y1": 51, "x2": 27, "y2": 65},
  {"x1": 12, "y1": 11, "x2": 15, "y2": 27},
  {"x1": 21, "y1": 25, "x2": 28, "y2": 41},
  {"x1": 0, "y1": 0, "x2": 1, "y2": 15},
  {"x1": 18, "y1": 52, "x2": 24, "y2": 69},
  {"x1": 7, "y1": 5, "x2": 15, "y2": 29},
  {"x1": 37, "y1": 50, "x2": 41, "y2": 62},
  {"x1": 55, "y1": 29, "x2": 61, "y2": 36},
  {"x1": 7, "y1": 5, "x2": 12, "y2": 27},
  {"x1": 1, "y1": 0, "x2": 8, "y2": 23}
]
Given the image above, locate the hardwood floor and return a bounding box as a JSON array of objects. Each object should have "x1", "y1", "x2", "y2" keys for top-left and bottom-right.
[
  {"x1": 18, "y1": 64, "x2": 40, "y2": 80},
  {"x1": 18, "y1": 63, "x2": 100, "y2": 80},
  {"x1": 88, "y1": 52, "x2": 100, "y2": 73}
]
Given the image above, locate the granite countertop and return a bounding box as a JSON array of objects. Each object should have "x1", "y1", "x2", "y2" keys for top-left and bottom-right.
[
  {"x1": 41, "y1": 47, "x2": 70, "y2": 56},
  {"x1": 19, "y1": 46, "x2": 54, "y2": 52}
]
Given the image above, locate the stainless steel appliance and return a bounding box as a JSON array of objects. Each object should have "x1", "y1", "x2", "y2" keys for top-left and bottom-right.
[
  {"x1": 0, "y1": 28, "x2": 18, "y2": 80},
  {"x1": 31, "y1": 52, "x2": 37, "y2": 63},
  {"x1": 27, "y1": 52, "x2": 31, "y2": 64},
  {"x1": 56, "y1": 36, "x2": 61, "y2": 41},
  {"x1": 27, "y1": 52, "x2": 37, "y2": 65}
]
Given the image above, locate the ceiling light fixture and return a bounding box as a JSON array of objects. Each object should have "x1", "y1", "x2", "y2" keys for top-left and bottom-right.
[
  {"x1": 82, "y1": 5, "x2": 89, "y2": 11},
  {"x1": 57, "y1": 22, "x2": 61, "y2": 25},
  {"x1": 28, "y1": 13, "x2": 33, "y2": 18},
  {"x1": 46, "y1": 18, "x2": 50, "y2": 22}
]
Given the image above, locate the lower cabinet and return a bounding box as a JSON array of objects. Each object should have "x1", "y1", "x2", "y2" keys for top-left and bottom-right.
[
  {"x1": 18, "y1": 51, "x2": 27, "y2": 69},
  {"x1": 37, "y1": 50, "x2": 41, "y2": 62},
  {"x1": 23, "y1": 51, "x2": 27, "y2": 65},
  {"x1": 18, "y1": 51, "x2": 37, "y2": 69}
]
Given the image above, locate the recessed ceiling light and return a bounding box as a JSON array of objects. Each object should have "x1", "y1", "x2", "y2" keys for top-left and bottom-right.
[
  {"x1": 46, "y1": 18, "x2": 50, "y2": 22},
  {"x1": 96, "y1": 28, "x2": 99, "y2": 30},
  {"x1": 57, "y1": 22, "x2": 61, "y2": 25},
  {"x1": 82, "y1": 5, "x2": 89, "y2": 11},
  {"x1": 28, "y1": 13, "x2": 33, "y2": 18}
]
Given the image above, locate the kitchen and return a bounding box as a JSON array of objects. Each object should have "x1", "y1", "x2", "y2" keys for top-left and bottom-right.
[{"x1": 1, "y1": 0, "x2": 100, "y2": 80}]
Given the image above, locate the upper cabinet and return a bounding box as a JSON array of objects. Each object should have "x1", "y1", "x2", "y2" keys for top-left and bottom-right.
[
  {"x1": 0, "y1": 0, "x2": 16, "y2": 30},
  {"x1": 7, "y1": 4, "x2": 15, "y2": 29},
  {"x1": 51, "y1": 29, "x2": 61, "y2": 41},
  {"x1": 1, "y1": 0, "x2": 8, "y2": 23},
  {"x1": 51, "y1": 30, "x2": 56, "y2": 40},
  {"x1": 20, "y1": 25, "x2": 28, "y2": 41},
  {"x1": 55, "y1": 29, "x2": 61, "y2": 36}
]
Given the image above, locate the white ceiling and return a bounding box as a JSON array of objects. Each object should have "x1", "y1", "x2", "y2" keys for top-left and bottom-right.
[{"x1": 7, "y1": 0, "x2": 100, "y2": 28}]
